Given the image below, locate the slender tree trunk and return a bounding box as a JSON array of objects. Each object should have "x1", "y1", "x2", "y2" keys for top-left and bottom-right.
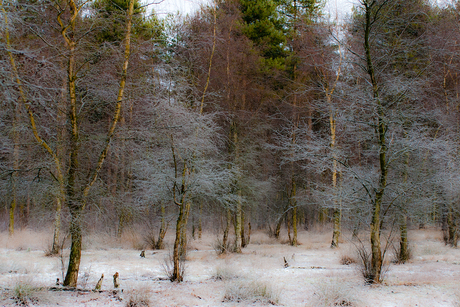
[
  {"x1": 241, "y1": 209, "x2": 246, "y2": 248},
  {"x1": 398, "y1": 149, "x2": 410, "y2": 262},
  {"x1": 287, "y1": 211, "x2": 292, "y2": 244},
  {"x1": 442, "y1": 203, "x2": 448, "y2": 244},
  {"x1": 234, "y1": 194, "x2": 242, "y2": 253},
  {"x1": 156, "y1": 201, "x2": 166, "y2": 249},
  {"x1": 198, "y1": 202, "x2": 203, "y2": 239},
  {"x1": 172, "y1": 202, "x2": 186, "y2": 282},
  {"x1": 447, "y1": 205, "x2": 458, "y2": 247},
  {"x1": 63, "y1": 206, "x2": 82, "y2": 287},
  {"x1": 330, "y1": 105, "x2": 340, "y2": 248},
  {"x1": 291, "y1": 179, "x2": 297, "y2": 246},
  {"x1": 222, "y1": 208, "x2": 231, "y2": 253},
  {"x1": 247, "y1": 222, "x2": 251, "y2": 245},
  {"x1": 364, "y1": 0, "x2": 387, "y2": 284},
  {"x1": 51, "y1": 198, "x2": 62, "y2": 254},
  {"x1": 180, "y1": 201, "x2": 191, "y2": 257},
  {"x1": 399, "y1": 214, "x2": 409, "y2": 262},
  {"x1": 275, "y1": 214, "x2": 283, "y2": 239}
]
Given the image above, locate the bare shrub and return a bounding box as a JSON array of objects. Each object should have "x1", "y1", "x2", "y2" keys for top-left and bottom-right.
[
  {"x1": 354, "y1": 243, "x2": 376, "y2": 284},
  {"x1": 392, "y1": 242, "x2": 412, "y2": 264},
  {"x1": 223, "y1": 279, "x2": 279, "y2": 304},
  {"x1": 212, "y1": 237, "x2": 232, "y2": 255},
  {"x1": 351, "y1": 236, "x2": 391, "y2": 284},
  {"x1": 142, "y1": 229, "x2": 157, "y2": 250},
  {"x1": 162, "y1": 253, "x2": 185, "y2": 281},
  {"x1": 309, "y1": 279, "x2": 356, "y2": 307},
  {"x1": 124, "y1": 286, "x2": 152, "y2": 307}
]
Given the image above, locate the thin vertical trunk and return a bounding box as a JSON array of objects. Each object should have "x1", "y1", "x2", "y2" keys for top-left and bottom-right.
[
  {"x1": 51, "y1": 198, "x2": 62, "y2": 254},
  {"x1": 442, "y1": 203, "x2": 448, "y2": 244},
  {"x1": 291, "y1": 179, "x2": 297, "y2": 246},
  {"x1": 64, "y1": 206, "x2": 82, "y2": 287},
  {"x1": 275, "y1": 216, "x2": 282, "y2": 239},
  {"x1": 180, "y1": 201, "x2": 191, "y2": 257},
  {"x1": 241, "y1": 209, "x2": 246, "y2": 248},
  {"x1": 63, "y1": 0, "x2": 81, "y2": 286},
  {"x1": 330, "y1": 94, "x2": 340, "y2": 248},
  {"x1": 287, "y1": 212, "x2": 292, "y2": 244},
  {"x1": 447, "y1": 205, "x2": 458, "y2": 247},
  {"x1": 364, "y1": 0, "x2": 387, "y2": 284},
  {"x1": 234, "y1": 192, "x2": 242, "y2": 253},
  {"x1": 172, "y1": 202, "x2": 186, "y2": 282},
  {"x1": 399, "y1": 214, "x2": 409, "y2": 262},
  {"x1": 247, "y1": 222, "x2": 251, "y2": 245},
  {"x1": 51, "y1": 71, "x2": 68, "y2": 254},
  {"x1": 156, "y1": 201, "x2": 166, "y2": 249},
  {"x1": 222, "y1": 208, "x2": 231, "y2": 253},
  {"x1": 198, "y1": 202, "x2": 203, "y2": 239},
  {"x1": 399, "y1": 148, "x2": 410, "y2": 262}
]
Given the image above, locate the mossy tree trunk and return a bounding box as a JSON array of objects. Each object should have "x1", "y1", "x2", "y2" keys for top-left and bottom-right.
[
  {"x1": 156, "y1": 201, "x2": 167, "y2": 249},
  {"x1": 363, "y1": 0, "x2": 388, "y2": 284},
  {"x1": 222, "y1": 207, "x2": 231, "y2": 253}
]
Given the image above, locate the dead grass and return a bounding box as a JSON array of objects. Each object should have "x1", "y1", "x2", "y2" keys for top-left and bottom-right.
[
  {"x1": 340, "y1": 254, "x2": 357, "y2": 265},
  {"x1": 211, "y1": 264, "x2": 239, "y2": 280},
  {"x1": 308, "y1": 278, "x2": 357, "y2": 307},
  {"x1": 223, "y1": 278, "x2": 279, "y2": 304},
  {"x1": 0, "y1": 229, "x2": 50, "y2": 251},
  {"x1": 124, "y1": 285, "x2": 153, "y2": 307}
]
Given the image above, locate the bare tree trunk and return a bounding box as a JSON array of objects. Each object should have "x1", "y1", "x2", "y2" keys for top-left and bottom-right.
[
  {"x1": 180, "y1": 201, "x2": 191, "y2": 257},
  {"x1": 287, "y1": 211, "x2": 292, "y2": 244},
  {"x1": 198, "y1": 202, "x2": 203, "y2": 239},
  {"x1": 442, "y1": 203, "x2": 448, "y2": 244},
  {"x1": 247, "y1": 222, "x2": 251, "y2": 245},
  {"x1": 172, "y1": 202, "x2": 186, "y2": 282},
  {"x1": 156, "y1": 201, "x2": 167, "y2": 249},
  {"x1": 399, "y1": 214, "x2": 409, "y2": 262},
  {"x1": 364, "y1": 0, "x2": 387, "y2": 284},
  {"x1": 275, "y1": 213, "x2": 283, "y2": 239},
  {"x1": 234, "y1": 195, "x2": 242, "y2": 253},
  {"x1": 241, "y1": 209, "x2": 246, "y2": 248},
  {"x1": 447, "y1": 205, "x2": 458, "y2": 247},
  {"x1": 291, "y1": 179, "x2": 297, "y2": 246},
  {"x1": 64, "y1": 206, "x2": 82, "y2": 287},
  {"x1": 222, "y1": 208, "x2": 231, "y2": 253}
]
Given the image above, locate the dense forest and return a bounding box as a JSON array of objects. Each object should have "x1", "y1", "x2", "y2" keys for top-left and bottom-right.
[{"x1": 1, "y1": 0, "x2": 460, "y2": 287}]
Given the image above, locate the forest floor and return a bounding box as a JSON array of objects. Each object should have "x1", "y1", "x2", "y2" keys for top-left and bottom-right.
[{"x1": 0, "y1": 228, "x2": 459, "y2": 306}]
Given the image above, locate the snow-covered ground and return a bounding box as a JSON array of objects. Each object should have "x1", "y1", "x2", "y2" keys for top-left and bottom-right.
[{"x1": 0, "y1": 228, "x2": 459, "y2": 306}]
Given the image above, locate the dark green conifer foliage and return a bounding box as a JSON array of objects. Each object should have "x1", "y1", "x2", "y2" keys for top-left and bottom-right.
[{"x1": 92, "y1": 0, "x2": 164, "y2": 43}]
